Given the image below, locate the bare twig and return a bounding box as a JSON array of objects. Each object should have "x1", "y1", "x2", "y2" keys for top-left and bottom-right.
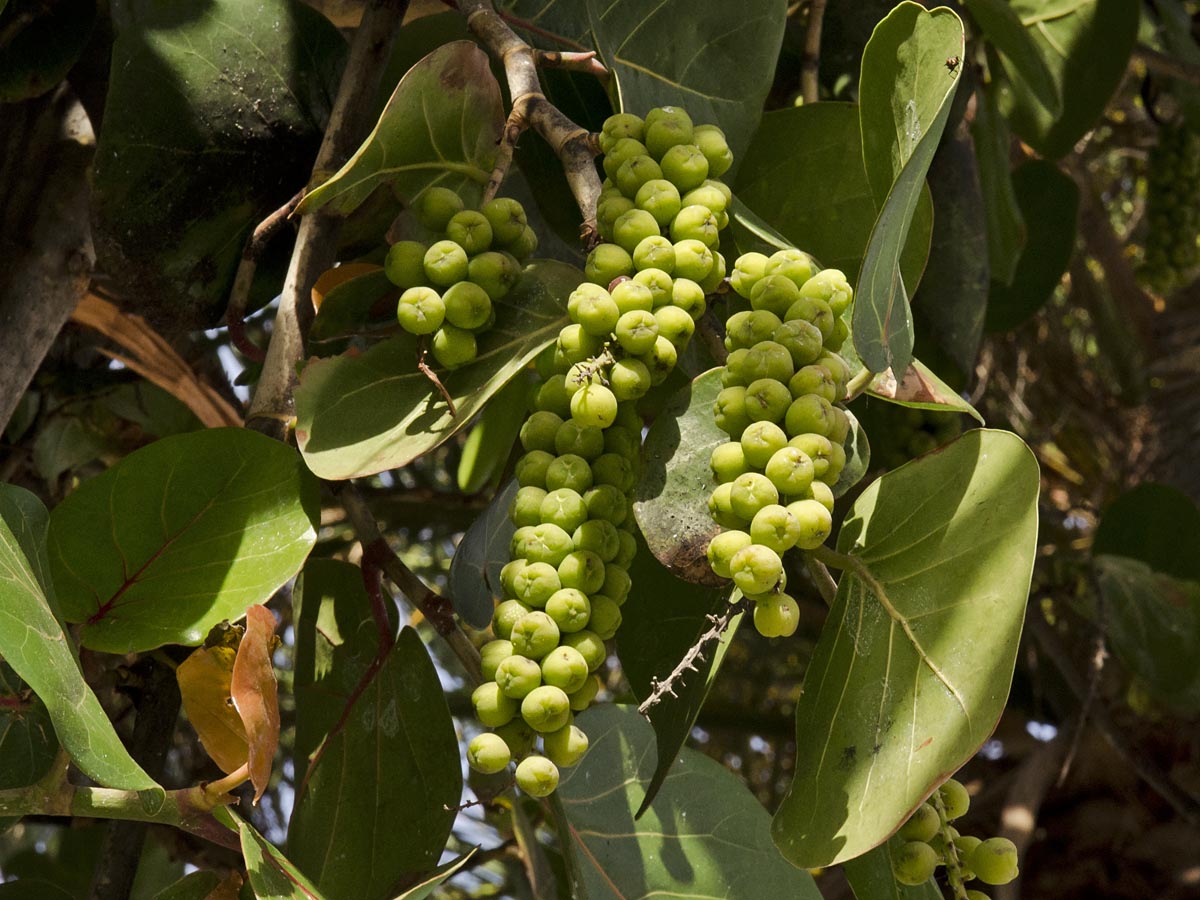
[
  {"x1": 226, "y1": 189, "x2": 305, "y2": 364},
  {"x1": 637, "y1": 597, "x2": 751, "y2": 717},
  {"x1": 418, "y1": 344, "x2": 459, "y2": 415},
  {"x1": 800, "y1": 0, "x2": 827, "y2": 105},
  {"x1": 337, "y1": 483, "x2": 484, "y2": 684},
  {"x1": 459, "y1": 0, "x2": 604, "y2": 244},
  {"x1": 1133, "y1": 44, "x2": 1200, "y2": 88},
  {"x1": 535, "y1": 49, "x2": 609, "y2": 78},
  {"x1": 245, "y1": 0, "x2": 410, "y2": 438}
]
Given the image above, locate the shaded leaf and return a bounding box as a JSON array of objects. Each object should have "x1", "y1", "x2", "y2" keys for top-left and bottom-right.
[
  {"x1": 287, "y1": 628, "x2": 461, "y2": 900},
  {"x1": 971, "y1": 85, "x2": 1026, "y2": 287},
  {"x1": 32, "y1": 415, "x2": 112, "y2": 484},
  {"x1": 0, "y1": 0, "x2": 95, "y2": 102},
  {"x1": 618, "y1": 541, "x2": 735, "y2": 815},
  {"x1": 868, "y1": 360, "x2": 984, "y2": 424},
  {"x1": 456, "y1": 374, "x2": 529, "y2": 493},
  {"x1": 997, "y1": 0, "x2": 1140, "y2": 160},
  {"x1": 177, "y1": 643, "x2": 248, "y2": 774},
  {"x1": 228, "y1": 810, "x2": 327, "y2": 900},
  {"x1": 231, "y1": 605, "x2": 280, "y2": 803},
  {"x1": 295, "y1": 260, "x2": 580, "y2": 480},
  {"x1": 93, "y1": 0, "x2": 345, "y2": 326},
  {"x1": 448, "y1": 480, "x2": 519, "y2": 629},
  {"x1": 584, "y1": 0, "x2": 786, "y2": 164},
  {"x1": 312, "y1": 263, "x2": 385, "y2": 312},
  {"x1": 310, "y1": 268, "x2": 397, "y2": 343},
  {"x1": 985, "y1": 159, "x2": 1078, "y2": 332},
  {"x1": 298, "y1": 41, "x2": 501, "y2": 216},
  {"x1": 0, "y1": 882, "x2": 75, "y2": 900},
  {"x1": 48, "y1": 428, "x2": 320, "y2": 653},
  {"x1": 1091, "y1": 555, "x2": 1200, "y2": 714},
  {"x1": 962, "y1": 0, "x2": 1059, "y2": 114},
  {"x1": 389, "y1": 850, "x2": 478, "y2": 900},
  {"x1": 152, "y1": 871, "x2": 223, "y2": 900},
  {"x1": 0, "y1": 485, "x2": 157, "y2": 792},
  {"x1": 772, "y1": 429, "x2": 1040, "y2": 867},
  {"x1": 633, "y1": 368, "x2": 726, "y2": 586},
  {"x1": 833, "y1": 408, "x2": 872, "y2": 498},
  {"x1": 1093, "y1": 483, "x2": 1200, "y2": 581},
  {"x1": 733, "y1": 103, "x2": 933, "y2": 291},
  {"x1": 0, "y1": 662, "x2": 58, "y2": 790},
  {"x1": 843, "y1": 838, "x2": 943, "y2": 900},
  {"x1": 854, "y1": 2, "x2": 965, "y2": 376},
  {"x1": 555, "y1": 705, "x2": 823, "y2": 900}
]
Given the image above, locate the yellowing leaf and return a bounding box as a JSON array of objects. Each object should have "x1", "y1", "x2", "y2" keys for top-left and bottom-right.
[
  {"x1": 177, "y1": 643, "x2": 248, "y2": 774},
  {"x1": 231, "y1": 605, "x2": 280, "y2": 803}
]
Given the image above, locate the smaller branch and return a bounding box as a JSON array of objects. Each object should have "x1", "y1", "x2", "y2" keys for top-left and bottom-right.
[
  {"x1": 804, "y1": 555, "x2": 838, "y2": 606},
  {"x1": 535, "y1": 49, "x2": 609, "y2": 78},
  {"x1": 1133, "y1": 44, "x2": 1200, "y2": 88},
  {"x1": 800, "y1": 0, "x2": 827, "y2": 105},
  {"x1": 226, "y1": 189, "x2": 304, "y2": 364},
  {"x1": 482, "y1": 105, "x2": 528, "y2": 205},
  {"x1": 638, "y1": 597, "x2": 750, "y2": 717},
  {"x1": 844, "y1": 365, "x2": 874, "y2": 402}
]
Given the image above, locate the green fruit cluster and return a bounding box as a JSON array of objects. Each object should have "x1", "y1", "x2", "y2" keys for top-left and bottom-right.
[
  {"x1": 466, "y1": 106, "x2": 735, "y2": 797},
  {"x1": 1139, "y1": 120, "x2": 1200, "y2": 295},
  {"x1": 703, "y1": 250, "x2": 855, "y2": 638},
  {"x1": 384, "y1": 190, "x2": 538, "y2": 369},
  {"x1": 891, "y1": 777, "x2": 1019, "y2": 893}
]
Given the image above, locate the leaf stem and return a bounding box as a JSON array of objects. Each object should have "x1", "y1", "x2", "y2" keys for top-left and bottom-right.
[{"x1": 844, "y1": 365, "x2": 875, "y2": 402}]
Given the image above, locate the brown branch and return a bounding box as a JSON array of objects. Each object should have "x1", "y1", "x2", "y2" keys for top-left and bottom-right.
[
  {"x1": 337, "y1": 483, "x2": 484, "y2": 684},
  {"x1": 535, "y1": 49, "x2": 609, "y2": 78},
  {"x1": 800, "y1": 0, "x2": 827, "y2": 105},
  {"x1": 418, "y1": 343, "x2": 459, "y2": 415},
  {"x1": 225, "y1": 189, "x2": 305, "y2": 364},
  {"x1": 637, "y1": 597, "x2": 750, "y2": 717},
  {"x1": 1133, "y1": 44, "x2": 1200, "y2": 88},
  {"x1": 460, "y1": 0, "x2": 604, "y2": 244},
  {"x1": 245, "y1": 0, "x2": 410, "y2": 438}
]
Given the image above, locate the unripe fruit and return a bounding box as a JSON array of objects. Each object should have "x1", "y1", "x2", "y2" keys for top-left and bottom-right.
[
  {"x1": 729, "y1": 471, "x2": 780, "y2": 521},
  {"x1": 586, "y1": 243, "x2": 635, "y2": 285},
  {"x1": 789, "y1": 498, "x2": 833, "y2": 550},
  {"x1": 423, "y1": 240, "x2": 470, "y2": 287},
  {"x1": 725, "y1": 310, "x2": 782, "y2": 350},
  {"x1": 541, "y1": 645, "x2": 590, "y2": 693},
  {"x1": 898, "y1": 803, "x2": 940, "y2": 843},
  {"x1": 635, "y1": 178, "x2": 683, "y2": 227},
  {"x1": 385, "y1": 240, "x2": 428, "y2": 289},
  {"x1": 445, "y1": 210, "x2": 493, "y2": 254},
  {"x1": 611, "y1": 279, "x2": 654, "y2": 314},
  {"x1": 670, "y1": 278, "x2": 707, "y2": 319},
  {"x1": 556, "y1": 324, "x2": 604, "y2": 370},
  {"x1": 495, "y1": 654, "x2": 543, "y2": 699},
  {"x1": 614, "y1": 529, "x2": 638, "y2": 568},
  {"x1": 680, "y1": 183, "x2": 729, "y2": 216},
  {"x1": 598, "y1": 197, "x2": 636, "y2": 240},
  {"x1": 707, "y1": 482, "x2": 745, "y2": 530},
  {"x1": 710, "y1": 441, "x2": 749, "y2": 483},
  {"x1": 654, "y1": 305, "x2": 696, "y2": 350},
  {"x1": 753, "y1": 592, "x2": 800, "y2": 638},
  {"x1": 520, "y1": 413, "x2": 562, "y2": 456},
  {"x1": 558, "y1": 550, "x2": 606, "y2": 594},
  {"x1": 970, "y1": 837, "x2": 1019, "y2": 885},
  {"x1": 442, "y1": 281, "x2": 493, "y2": 330},
  {"x1": 539, "y1": 488, "x2": 589, "y2": 533},
  {"x1": 396, "y1": 287, "x2": 445, "y2": 335},
  {"x1": 939, "y1": 778, "x2": 971, "y2": 820},
  {"x1": 535, "y1": 375, "x2": 573, "y2": 418},
  {"x1": 660, "y1": 144, "x2": 709, "y2": 191},
  {"x1": 573, "y1": 519, "x2": 620, "y2": 561},
  {"x1": 545, "y1": 453, "x2": 594, "y2": 494},
  {"x1": 713, "y1": 386, "x2": 752, "y2": 438},
  {"x1": 543, "y1": 723, "x2": 590, "y2": 767},
  {"x1": 692, "y1": 124, "x2": 733, "y2": 176},
  {"x1": 480, "y1": 639, "x2": 514, "y2": 681},
  {"x1": 774, "y1": 319, "x2": 825, "y2": 368},
  {"x1": 571, "y1": 383, "x2": 619, "y2": 429},
  {"x1": 414, "y1": 186, "x2": 464, "y2": 230},
  {"x1": 785, "y1": 295, "x2": 835, "y2": 341},
  {"x1": 765, "y1": 248, "x2": 815, "y2": 288},
  {"x1": 467, "y1": 732, "x2": 512, "y2": 774},
  {"x1": 765, "y1": 446, "x2": 815, "y2": 496},
  {"x1": 562, "y1": 629, "x2": 606, "y2": 671},
  {"x1": 472, "y1": 681, "x2": 518, "y2": 727},
  {"x1": 633, "y1": 235, "x2": 676, "y2": 273},
  {"x1": 634, "y1": 267, "x2": 675, "y2": 306},
  {"x1": 789, "y1": 365, "x2": 838, "y2": 403},
  {"x1": 892, "y1": 840, "x2": 938, "y2": 886},
  {"x1": 610, "y1": 358, "x2": 652, "y2": 401},
  {"x1": 554, "y1": 420, "x2": 605, "y2": 460},
  {"x1": 601, "y1": 563, "x2": 632, "y2": 604},
  {"x1": 512, "y1": 561, "x2": 561, "y2": 607},
  {"x1": 510, "y1": 611, "x2": 561, "y2": 660},
  {"x1": 600, "y1": 112, "x2": 645, "y2": 152},
  {"x1": 744, "y1": 378, "x2": 792, "y2": 424},
  {"x1": 588, "y1": 594, "x2": 623, "y2": 639},
  {"x1": 616, "y1": 155, "x2": 664, "y2": 199},
  {"x1": 431, "y1": 325, "x2": 477, "y2": 369},
  {"x1": 740, "y1": 341, "x2": 795, "y2": 384},
  {"x1": 495, "y1": 719, "x2": 536, "y2": 755},
  {"x1": 670, "y1": 204, "x2": 719, "y2": 247},
  {"x1": 516, "y1": 449, "x2": 554, "y2": 487},
  {"x1": 615, "y1": 309, "x2": 659, "y2": 355},
  {"x1": 707, "y1": 530, "x2": 753, "y2": 579},
  {"x1": 800, "y1": 267, "x2": 854, "y2": 315},
  {"x1": 751, "y1": 274, "x2": 801, "y2": 317},
  {"x1": 569, "y1": 674, "x2": 602, "y2": 710},
  {"x1": 523, "y1": 521, "x2": 575, "y2": 566},
  {"x1": 515, "y1": 755, "x2": 560, "y2": 797},
  {"x1": 584, "y1": 484, "x2": 629, "y2": 526},
  {"x1": 592, "y1": 452, "x2": 635, "y2": 492},
  {"x1": 545, "y1": 588, "x2": 592, "y2": 633},
  {"x1": 643, "y1": 110, "x2": 693, "y2": 159},
  {"x1": 729, "y1": 543, "x2": 784, "y2": 595},
  {"x1": 481, "y1": 197, "x2": 528, "y2": 245},
  {"x1": 603, "y1": 137, "x2": 650, "y2": 179},
  {"x1": 572, "y1": 287, "x2": 620, "y2": 337},
  {"x1": 788, "y1": 433, "x2": 834, "y2": 477},
  {"x1": 613, "y1": 208, "x2": 662, "y2": 254},
  {"x1": 731, "y1": 252, "x2": 770, "y2": 299},
  {"x1": 698, "y1": 250, "x2": 727, "y2": 294},
  {"x1": 740, "y1": 421, "x2": 789, "y2": 468},
  {"x1": 750, "y1": 504, "x2": 801, "y2": 553},
  {"x1": 673, "y1": 239, "x2": 714, "y2": 282},
  {"x1": 785, "y1": 394, "x2": 835, "y2": 438}
]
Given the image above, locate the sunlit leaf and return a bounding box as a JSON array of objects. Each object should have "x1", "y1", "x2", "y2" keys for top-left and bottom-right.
[{"x1": 868, "y1": 360, "x2": 984, "y2": 424}]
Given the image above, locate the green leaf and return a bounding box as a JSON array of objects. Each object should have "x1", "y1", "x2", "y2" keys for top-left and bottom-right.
[
  {"x1": 0, "y1": 0, "x2": 96, "y2": 102},
  {"x1": 92, "y1": 0, "x2": 345, "y2": 326},
  {"x1": 295, "y1": 260, "x2": 580, "y2": 481},
  {"x1": 971, "y1": 85, "x2": 1027, "y2": 287},
  {"x1": 0, "y1": 882, "x2": 75, "y2": 900},
  {"x1": 854, "y1": 2, "x2": 965, "y2": 376},
  {"x1": 618, "y1": 543, "x2": 736, "y2": 815},
  {"x1": 868, "y1": 360, "x2": 986, "y2": 425},
  {"x1": 985, "y1": 160, "x2": 1078, "y2": 332},
  {"x1": 288, "y1": 628, "x2": 462, "y2": 900},
  {"x1": 456, "y1": 374, "x2": 529, "y2": 493},
  {"x1": 0, "y1": 662, "x2": 58, "y2": 791},
  {"x1": 447, "y1": 480, "x2": 519, "y2": 630},
  {"x1": 584, "y1": 0, "x2": 787, "y2": 164},
  {"x1": 310, "y1": 269, "x2": 397, "y2": 343},
  {"x1": 32, "y1": 416, "x2": 112, "y2": 484},
  {"x1": 633, "y1": 368, "x2": 727, "y2": 586},
  {"x1": 1091, "y1": 556, "x2": 1200, "y2": 714},
  {"x1": 771, "y1": 429, "x2": 1039, "y2": 867},
  {"x1": 151, "y1": 871, "x2": 223, "y2": 900},
  {"x1": 843, "y1": 838, "x2": 943, "y2": 900},
  {"x1": 389, "y1": 850, "x2": 478, "y2": 900},
  {"x1": 733, "y1": 103, "x2": 933, "y2": 291},
  {"x1": 48, "y1": 428, "x2": 320, "y2": 653},
  {"x1": 297, "y1": 41, "x2": 501, "y2": 216},
  {"x1": 292, "y1": 559, "x2": 382, "y2": 773},
  {"x1": 834, "y1": 408, "x2": 872, "y2": 498},
  {"x1": 997, "y1": 0, "x2": 1140, "y2": 160},
  {"x1": 0, "y1": 485, "x2": 157, "y2": 792},
  {"x1": 556, "y1": 705, "x2": 823, "y2": 900},
  {"x1": 961, "y1": 0, "x2": 1060, "y2": 114},
  {"x1": 229, "y1": 810, "x2": 328, "y2": 900},
  {"x1": 1093, "y1": 483, "x2": 1200, "y2": 581},
  {"x1": 1153, "y1": 0, "x2": 1200, "y2": 128}
]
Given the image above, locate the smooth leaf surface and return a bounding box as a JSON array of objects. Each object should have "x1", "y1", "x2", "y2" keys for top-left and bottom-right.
[
  {"x1": 1093, "y1": 483, "x2": 1200, "y2": 580},
  {"x1": 298, "y1": 41, "x2": 501, "y2": 216},
  {"x1": 854, "y1": 3, "x2": 965, "y2": 376},
  {"x1": 1091, "y1": 556, "x2": 1200, "y2": 714},
  {"x1": 309, "y1": 267, "x2": 396, "y2": 343},
  {"x1": 985, "y1": 160, "x2": 1079, "y2": 331},
  {"x1": 962, "y1": 0, "x2": 1059, "y2": 114},
  {"x1": 296, "y1": 260, "x2": 580, "y2": 480},
  {"x1": 229, "y1": 810, "x2": 327, "y2": 900},
  {"x1": 448, "y1": 480, "x2": 519, "y2": 629},
  {"x1": 633, "y1": 368, "x2": 727, "y2": 586},
  {"x1": 843, "y1": 838, "x2": 943, "y2": 900},
  {"x1": 288, "y1": 628, "x2": 461, "y2": 900},
  {"x1": 48, "y1": 428, "x2": 320, "y2": 653},
  {"x1": 177, "y1": 643, "x2": 247, "y2": 774},
  {"x1": 0, "y1": 663, "x2": 58, "y2": 790},
  {"x1": 389, "y1": 850, "x2": 478, "y2": 900},
  {"x1": 0, "y1": 0, "x2": 95, "y2": 102},
  {"x1": 0, "y1": 485, "x2": 156, "y2": 792},
  {"x1": 734, "y1": 103, "x2": 933, "y2": 291},
  {"x1": 772, "y1": 429, "x2": 1039, "y2": 867},
  {"x1": 998, "y1": 0, "x2": 1139, "y2": 160},
  {"x1": 971, "y1": 86, "x2": 1026, "y2": 287},
  {"x1": 93, "y1": 0, "x2": 344, "y2": 325},
  {"x1": 585, "y1": 0, "x2": 786, "y2": 164},
  {"x1": 618, "y1": 538, "x2": 734, "y2": 815},
  {"x1": 556, "y1": 705, "x2": 823, "y2": 900},
  {"x1": 868, "y1": 360, "x2": 985, "y2": 424},
  {"x1": 231, "y1": 605, "x2": 280, "y2": 803},
  {"x1": 834, "y1": 409, "x2": 872, "y2": 498}
]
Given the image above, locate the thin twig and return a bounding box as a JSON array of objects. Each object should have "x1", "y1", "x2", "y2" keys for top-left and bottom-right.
[
  {"x1": 459, "y1": 0, "x2": 604, "y2": 244},
  {"x1": 245, "y1": 0, "x2": 410, "y2": 438},
  {"x1": 226, "y1": 189, "x2": 305, "y2": 364},
  {"x1": 637, "y1": 597, "x2": 750, "y2": 717},
  {"x1": 337, "y1": 483, "x2": 484, "y2": 684},
  {"x1": 800, "y1": 0, "x2": 827, "y2": 105},
  {"x1": 417, "y1": 344, "x2": 459, "y2": 416},
  {"x1": 1133, "y1": 44, "x2": 1200, "y2": 88}
]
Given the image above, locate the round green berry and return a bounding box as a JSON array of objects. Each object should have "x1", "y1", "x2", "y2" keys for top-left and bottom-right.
[
  {"x1": 729, "y1": 471, "x2": 781, "y2": 521},
  {"x1": 612, "y1": 279, "x2": 654, "y2": 314},
  {"x1": 539, "y1": 488, "x2": 588, "y2": 533},
  {"x1": 481, "y1": 197, "x2": 528, "y2": 245},
  {"x1": 643, "y1": 108, "x2": 693, "y2": 159},
  {"x1": 515, "y1": 754, "x2": 560, "y2": 796},
  {"x1": 516, "y1": 449, "x2": 554, "y2": 488},
  {"x1": 571, "y1": 286, "x2": 620, "y2": 337},
  {"x1": 788, "y1": 433, "x2": 834, "y2": 477},
  {"x1": 569, "y1": 674, "x2": 602, "y2": 710},
  {"x1": 613, "y1": 208, "x2": 662, "y2": 255},
  {"x1": 495, "y1": 654, "x2": 543, "y2": 699},
  {"x1": 562, "y1": 629, "x2": 607, "y2": 671},
  {"x1": 523, "y1": 522, "x2": 575, "y2": 566},
  {"x1": 713, "y1": 386, "x2": 752, "y2": 438},
  {"x1": 654, "y1": 305, "x2": 696, "y2": 350},
  {"x1": 495, "y1": 719, "x2": 536, "y2": 755},
  {"x1": 729, "y1": 543, "x2": 784, "y2": 596},
  {"x1": 708, "y1": 482, "x2": 746, "y2": 529},
  {"x1": 480, "y1": 639, "x2": 514, "y2": 681},
  {"x1": 468, "y1": 250, "x2": 521, "y2": 300},
  {"x1": 573, "y1": 519, "x2": 620, "y2": 561},
  {"x1": 785, "y1": 295, "x2": 835, "y2": 341},
  {"x1": 546, "y1": 453, "x2": 594, "y2": 493},
  {"x1": 692, "y1": 124, "x2": 733, "y2": 177},
  {"x1": 800, "y1": 268, "x2": 854, "y2": 315},
  {"x1": 610, "y1": 358, "x2": 652, "y2": 401},
  {"x1": 744, "y1": 378, "x2": 792, "y2": 424},
  {"x1": 541, "y1": 645, "x2": 590, "y2": 693},
  {"x1": 395, "y1": 286, "x2": 445, "y2": 335},
  {"x1": 725, "y1": 310, "x2": 782, "y2": 351},
  {"x1": 711, "y1": 441, "x2": 749, "y2": 483},
  {"x1": 472, "y1": 681, "x2": 518, "y2": 727},
  {"x1": 535, "y1": 375, "x2": 572, "y2": 418},
  {"x1": 707, "y1": 530, "x2": 752, "y2": 579},
  {"x1": 633, "y1": 235, "x2": 676, "y2": 273},
  {"x1": 731, "y1": 252, "x2": 770, "y2": 299},
  {"x1": 753, "y1": 592, "x2": 800, "y2": 638},
  {"x1": 892, "y1": 840, "x2": 938, "y2": 886},
  {"x1": 789, "y1": 498, "x2": 832, "y2": 550},
  {"x1": 670, "y1": 204, "x2": 719, "y2": 247},
  {"x1": 414, "y1": 186, "x2": 464, "y2": 230},
  {"x1": 543, "y1": 723, "x2": 589, "y2": 768},
  {"x1": 555, "y1": 324, "x2": 604, "y2": 369},
  {"x1": 939, "y1": 778, "x2": 971, "y2": 820},
  {"x1": 741, "y1": 420, "x2": 788, "y2": 468},
  {"x1": 899, "y1": 803, "x2": 940, "y2": 843},
  {"x1": 670, "y1": 277, "x2": 707, "y2": 320},
  {"x1": 673, "y1": 239, "x2": 714, "y2": 282},
  {"x1": 507, "y1": 225, "x2": 539, "y2": 260},
  {"x1": 660, "y1": 144, "x2": 709, "y2": 191},
  {"x1": 634, "y1": 267, "x2": 675, "y2": 306},
  {"x1": 698, "y1": 250, "x2": 726, "y2": 294},
  {"x1": 615, "y1": 310, "x2": 659, "y2": 355},
  {"x1": 603, "y1": 137, "x2": 649, "y2": 180},
  {"x1": 558, "y1": 550, "x2": 605, "y2": 594},
  {"x1": 635, "y1": 178, "x2": 683, "y2": 228},
  {"x1": 766, "y1": 248, "x2": 815, "y2": 288},
  {"x1": 385, "y1": 240, "x2": 428, "y2": 289},
  {"x1": 600, "y1": 112, "x2": 645, "y2": 152},
  {"x1": 445, "y1": 210, "x2": 493, "y2": 255},
  {"x1": 750, "y1": 503, "x2": 801, "y2": 554},
  {"x1": 601, "y1": 563, "x2": 631, "y2": 604},
  {"x1": 584, "y1": 485, "x2": 628, "y2": 526},
  {"x1": 592, "y1": 452, "x2": 634, "y2": 492},
  {"x1": 774, "y1": 319, "x2": 825, "y2": 368},
  {"x1": 554, "y1": 420, "x2": 604, "y2": 460},
  {"x1": 588, "y1": 594, "x2": 622, "y2": 639},
  {"x1": 970, "y1": 837, "x2": 1019, "y2": 886},
  {"x1": 493, "y1": 599, "x2": 532, "y2": 640},
  {"x1": 571, "y1": 383, "x2": 619, "y2": 429},
  {"x1": 442, "y1": 280, "x2": 493, "y2": 330},
  {"x1": 423, "y1": 240, "x2": 469, "y2": 287},
  {"x1": 614, "y1": 529, "x2": 638, "y2": 568},
  {"x1": 616, "y1": 154, "x2": 664, "y2": 199},
  {"x1": 789, "y1": 365, "x2": 838, "y2": 403},
  {"x1": 511, "y1": 561, "x2": 561, "y2": 608},
  {"x1": 785, "y1": 394, "x2": 835, "y2": 438},
  {"x1": 743, "y1": 341, "x2": 796, "y2": 384},
  {"x1": 586, "y1": 243, "x2": 635, "y2": 286},
  {"x1": 545, "y1": 588, "x2": 592, "y2": 633},
  {"x1": 467, "y1": 732, "x2": 512, "y2": 774},
  {"x1": 598, "y1": 196, "x2": 636, "y2": 240},
  {"x1": 431, "y1": 325, "x2": 477, "y2": 369},
  {"x1": 510, "y1": 611, "x2": 561, "y2": 661},
  {"x1": 765, "y1": 446, "x2": 815, "y2": 496}
]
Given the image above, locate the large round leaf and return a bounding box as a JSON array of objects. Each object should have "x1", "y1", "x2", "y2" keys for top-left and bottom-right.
[
  {"x1": 48, "y1": 428, "x2": 320, "y2": 653},
  {"x1": 772, "y1": 429, "x2": 1039, "y2": 867}
]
